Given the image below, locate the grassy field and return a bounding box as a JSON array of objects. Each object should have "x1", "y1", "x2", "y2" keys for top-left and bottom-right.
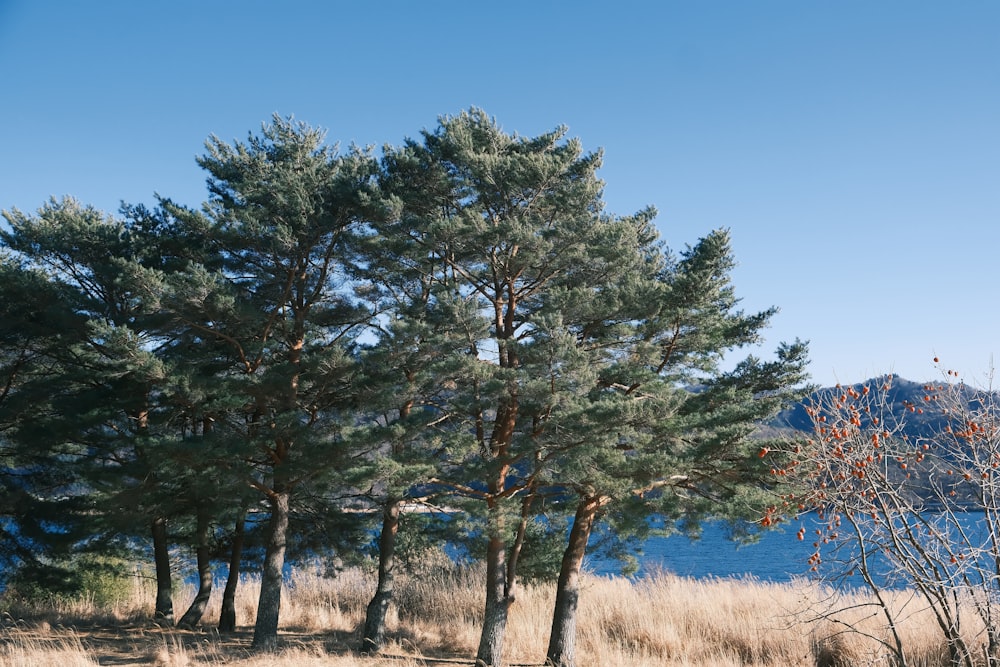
[{"x1": 0, "y1": 562, "x2": 987, "y2": 666}]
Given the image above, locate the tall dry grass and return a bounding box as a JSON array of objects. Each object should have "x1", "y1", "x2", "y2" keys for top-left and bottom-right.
[
  {"x1": 0, "y1": 628, "x2": 101, "y2": 667},
  {"x1": 1, "y1": 561, "x2": 994, "y2": 666}
]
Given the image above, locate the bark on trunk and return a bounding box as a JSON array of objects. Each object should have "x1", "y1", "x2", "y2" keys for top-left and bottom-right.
[
  {"x1": 361, "y1": 499, "x2": 402, "y2": 653},
  {"x1": 476, "y1": 532, "x2": 512, "y2": 667},
  {"x1": 987, "y1": 628, "x2": 1000, "y2": 667},
  {"x1": 151, "y1": 517, "x2": 174, "y2": 625},
  {"x1": 218, "y1": 513, "x2": 246, "y2": 633},
  {"x1": 946, "y1": 637, "x2": 973, "y2": 667},
  {"x1": 476, "y1": 312, "x2": 518, "y2": 667},
  {"x1": 252, "y1": 491, "x2": 290, "y2": 651},
  {"x1": 546, "y1": 497, "x2": 601, "y2": 667},
  {"x1": 177, "y1": 508, "x2": 213, "y2": 629}
]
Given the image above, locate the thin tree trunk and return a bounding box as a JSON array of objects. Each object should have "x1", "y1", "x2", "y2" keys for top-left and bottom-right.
[
  {"x1": 361, "y1": 498, "x2": 402, "y2": 653},
  {"x1": 546, "y1": 496, "x2": 602, "y2": 667},
  {"x1": 476, "y1": 491, "x2": 533, "y2": 665},
  {"x1": 476, "y1": 529, "x2": 512, "y2": 666},
  {"x1": 252, "y1": 490, "x2": 290, "y2": 651},
  {"x1": 218, "y1": 512, "x2": 246, "y2": 633},
  {"x1": 508, "y1": 484, "x2": 535, "y2": 586},
  {"x1": 945, "y1": 634, "x2": 973, "y2": 667},
  {"x1": 177, "y1": 507, "x2": 213, "y2": 629},
  {"x1": 151, "y1": 516, "x2": 174, "y2": 625},
  {"x1": 476, "y1": 331, "x2": 518, "y2": 667},
  {"x1": 988, "y1": 627, "x2": 1000, "y2": 667}
]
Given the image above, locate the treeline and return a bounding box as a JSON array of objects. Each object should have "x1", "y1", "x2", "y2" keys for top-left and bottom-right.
[{"x1": 0, "y1": 109, "x2": 808, "y2": 667}]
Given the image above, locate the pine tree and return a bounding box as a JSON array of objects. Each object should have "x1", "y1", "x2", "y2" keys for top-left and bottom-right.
[
  {"x1": 380, "y1": 111, "x2": 810, "y2": 666},
  {"x1": 541, "y1": 229, "x2": 809, "y2": 667},
  {"x1": 379, "y1": 109, "x2": 617, "y2": 666},
  {"x1": 0, "y1": 198, "x2": 183, "y2": 618},
  {"x1": 0, "y1": 250, "x2": 92, "y2": 573},
  {"x1": 157, "y1": 116, "x2": 379, "y2": 649},
  {"x1": 351, "y1": 206, "x2": 484, "y2": 651}
]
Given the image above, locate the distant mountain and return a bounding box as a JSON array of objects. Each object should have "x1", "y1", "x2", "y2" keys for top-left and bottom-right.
[
  {"x1": 765, "y1": 376, "x2": 996, "y2": 506},
  {"x1": 770, "y1": 375, "x2": 990, "y2": 440}
]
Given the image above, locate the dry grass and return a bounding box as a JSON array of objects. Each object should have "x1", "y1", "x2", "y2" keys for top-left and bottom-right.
[
  {"x1": 1, "y1": 562, "x2": 994, "y2": 666},
  {"x1": 0, "y1": 628, "x2": 102, "y2": 667}
]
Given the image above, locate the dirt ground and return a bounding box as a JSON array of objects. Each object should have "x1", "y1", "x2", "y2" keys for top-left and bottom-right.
[{"x1": 3, "y1": 623, "x2": 514, "y2": 666}]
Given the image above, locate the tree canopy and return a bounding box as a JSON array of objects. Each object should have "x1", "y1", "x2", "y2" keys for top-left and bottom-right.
[{"x1": 0, "y1": 110, "x2": 809, "y2": 662}]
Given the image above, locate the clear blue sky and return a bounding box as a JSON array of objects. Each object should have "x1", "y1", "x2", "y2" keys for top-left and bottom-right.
[{"x1": 2, "y1": 1, "x2": 997, "y2": 388}]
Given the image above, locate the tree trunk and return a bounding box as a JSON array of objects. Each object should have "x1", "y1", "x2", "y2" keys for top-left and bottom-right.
[
  {"x1": 252, "y1": 490, "x2": 290, "y2": 650},
  {"x1": 476, "y1": 366, "x2": 517, "y2": 667},
  {"x1": 546, "y1": 497, "x2": 601, "y2": 667},
  {"x1": 218, "y1": 512, "x2": 246, "y2": 633},
  {"x1": 476, "y1": 532, "x2": 512, "y2": 667},
  {"x1": 945, "y1": 636, "x2": 973, "y2": 667},
  {"x1": 361, "y1": 498, "x2": 402, "y2": 653},
  {"x1": 151, "y1": 516, "x2": 174, "y2": 625},
  {"x1": 177, "y1": 508, "x2": 213, "y2": 629},
  {"x1": 988, "y1": 627, "x2": 1000, "y2": 667}
]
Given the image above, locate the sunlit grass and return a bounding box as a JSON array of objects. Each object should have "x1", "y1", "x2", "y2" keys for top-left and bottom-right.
[
  {"x1": 0, "y1": 628, "x2": 102, "y2": 667},
  {"x1": 1, "y1": 561, "x2": 992, "y2": 666}
]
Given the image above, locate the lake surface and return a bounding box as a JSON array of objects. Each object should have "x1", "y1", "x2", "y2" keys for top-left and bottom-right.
[
  {"x1": 587, "y1": 512, "x2": 996, "y2": 588},
  {"x1": 587, "y1": 520, "x2": 821, "y2": 582}
]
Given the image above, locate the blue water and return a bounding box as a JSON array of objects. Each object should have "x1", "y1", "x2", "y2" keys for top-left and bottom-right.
[
  {"x1": 588, "y1": 512, "x2": 996, "y2": 588},
  {"x1": 587, "y1": 521, "x2": 822, "y2": 582}
]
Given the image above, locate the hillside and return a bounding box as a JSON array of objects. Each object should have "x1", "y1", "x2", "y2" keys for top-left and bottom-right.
[
  {"x1": 764, "y1": 375, "x2": 998, "y2": 507},
  {"x1": 770, "y1": 375, "x2": 989, "y2": 439}
]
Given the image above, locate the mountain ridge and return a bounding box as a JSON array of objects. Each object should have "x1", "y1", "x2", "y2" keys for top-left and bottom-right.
[{"x1": 769, "y1": 375, "x2": 990, "y2": 439}]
